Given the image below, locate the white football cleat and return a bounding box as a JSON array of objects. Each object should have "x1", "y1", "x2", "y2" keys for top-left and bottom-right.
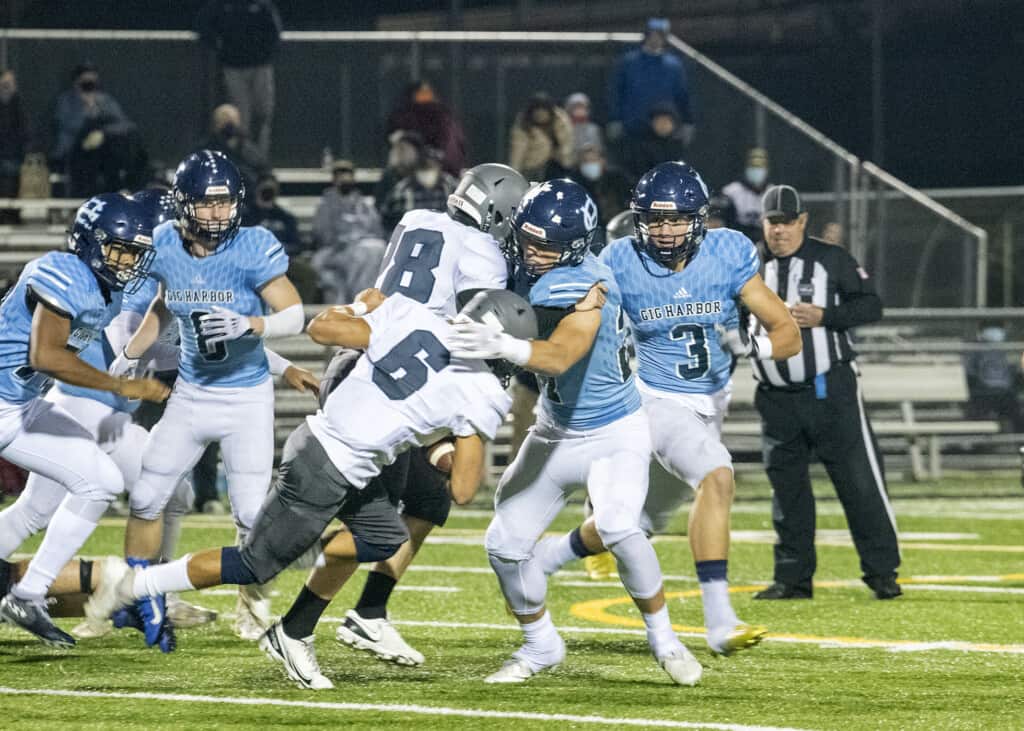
[
  {"x1": 335, "y1": 610, "x2": 424, "y2": 666},
  {"x1": 485, "y1": 658, "x2": 542, "y2": 684},
  {"x1": 234, "y1": 583, "x2": 272, "y2": 641},
  {"x1": 73, "y1": 556, "x2": 133, "y2": 638},
  {"x1": 658, "y1": 646, "x2": 703, "y2": 686},
  {"x1": 166, "y1": 593, "x2": 218, "y2": 628},
  {"x1": 260, "y1": 622, "x2": 334, "y2": 690}
]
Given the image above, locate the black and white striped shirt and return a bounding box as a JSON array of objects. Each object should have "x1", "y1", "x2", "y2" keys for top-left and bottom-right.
[{"x1": 752, "y1": 236, "x2": 883, "y2": 387}]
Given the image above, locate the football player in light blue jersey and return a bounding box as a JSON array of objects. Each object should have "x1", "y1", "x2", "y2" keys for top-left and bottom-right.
[
  {"x1": 450, "y1": 179, "x2": 703, "y2": 687},
  {"x1": 0, "y1": 194, "x2": 170, "y2": 647},
  {"x1": 113, "y1": 151, "x2": 311, "y2": 645},
  {"x1": 537, "y1": 162, "x2": 800, "y2": 657}
]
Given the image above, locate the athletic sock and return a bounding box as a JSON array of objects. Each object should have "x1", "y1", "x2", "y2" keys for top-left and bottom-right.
[
  {"x1": 282, "y1": 585, "x2": 330, "y2": 640},
  {"x1": 534, "y1": 527, "x2": 593, "y2": 575},
  {"x1": 132, "y1": 556, "x2": 195, "y2": 599},
  {"x1": 513, "y1": 610, "x2": 565, "y2": 670},
  {"x1": 696, "y1": 559, "x2": 739, "y2": 630},
  {"x1": 354, "y1": 571, "x2": 397, "y2": 620},
  {"x1": 12, "y1": 499, "x2": 102, "y2": 601},
  {"x1": 642, "y1": 605, "x2": 683, "y2": 659}
]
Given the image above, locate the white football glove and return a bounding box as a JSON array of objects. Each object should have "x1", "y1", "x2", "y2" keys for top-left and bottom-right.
[
  {"x1": 199, "y1": 306, "x2": 253, "y2": 346},
  {"x1": 448, "y1": 319, "x2": 531, "y2": 365},
  {"x1": 715, "y1": 323, "x2": 772, "y2": 360},
  {"x1": 109, "y1": 348, "x2": 140, "y2": 378}
]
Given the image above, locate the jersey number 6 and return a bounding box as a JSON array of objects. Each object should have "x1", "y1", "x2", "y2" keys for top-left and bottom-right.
[{"x1": 372, "y1": 330, "x2": 450, "y2": 400}]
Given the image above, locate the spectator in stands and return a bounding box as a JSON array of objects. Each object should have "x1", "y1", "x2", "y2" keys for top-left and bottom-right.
[
  {"x1": 508, "y1": 92, "x2": 574, "y2": 182},
  {"x1": 386, "y1": 80, "x2": 466, "y2": 176},
  {"x1": 378, "y1": 146, "x2": 456, "y2": 234},
  {"x1": 196, "y1": 0, "x2": 281, "y2": 159},
  {"x1": 820, "y1": 222, "x2": 844, "y2": 246},
  {"x1": 607, "y1": 17, "x2": 696, "y2": 148},
  {"x1": 721, "y1": 147, "x2": 771, "y2": 242},
  {"x1": 565, "y1": 92, "x2": 603, "y2": 163},
  {"x1": 52, "y1": 62, "x2": 146, "y2": 197},
  {"x1": 199, "y1": 103, "x2": 269, "y2": 195},
  {"x1": 571, "y1": 143, "x2": 631, "y2": 250},
  {"x1": 242, "y1": 173, "x2": 299, "y2": 254},
  {"x1": 313, "y1": 159, "x2": 382, "y2": 252},
  {"x1": 613, "y1": 103, "x2": 688, "y2": 182},
  {"x1": 964, "y1": 323, "x2": 1024, "y2": 431},
  {"x1": 312, "y1": 158, "x2": 389, "y2": 304},
  {"x1": 374, "y1": 129, "x2": 424, "y2": 222},
  {"x1": 0, "y1": 70, "x2": 30, "y2": 224}
]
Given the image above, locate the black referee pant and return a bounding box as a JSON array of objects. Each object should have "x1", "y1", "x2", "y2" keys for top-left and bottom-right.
[{"x1": 755, "y1": 362, "x2": 900, "y2": 589}]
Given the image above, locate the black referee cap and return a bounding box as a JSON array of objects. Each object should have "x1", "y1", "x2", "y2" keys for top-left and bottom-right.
[{"x1": 762, "y1": 185, "x2": 803, "y2": 221}]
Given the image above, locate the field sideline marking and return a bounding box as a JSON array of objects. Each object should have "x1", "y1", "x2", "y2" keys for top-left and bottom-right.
[
  {"x1": 569, "y1": 585, "x2": 1024, "y2": 655},
  {"x1": 0, "y1": 687, "x2": 814, "y2": 731}
]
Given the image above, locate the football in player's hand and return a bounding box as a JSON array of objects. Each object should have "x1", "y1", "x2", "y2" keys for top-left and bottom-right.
[{"x1": 426, "y1": 438, "x2": 456, "y2": 474}]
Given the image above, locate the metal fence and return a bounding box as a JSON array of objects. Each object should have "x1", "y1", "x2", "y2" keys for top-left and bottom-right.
[{"x1": 0, "y1": 28, "x2": 988, "y2": 307}]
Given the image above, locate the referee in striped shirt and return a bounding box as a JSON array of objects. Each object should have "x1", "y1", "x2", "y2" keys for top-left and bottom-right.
[{"x1": 750, "y1": 185, "x2": 901, "y2": 600}]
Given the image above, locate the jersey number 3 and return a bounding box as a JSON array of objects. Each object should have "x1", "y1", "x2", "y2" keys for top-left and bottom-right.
[
  {"x1": 670, "y1": 323, "x2": 710, "y2": 380},
  {"x1": 373, "y1": 330, "x2": 450, "y2": 400},
  {"x1": 379, "y1": 227, "x2": 444, "y2": 303}
]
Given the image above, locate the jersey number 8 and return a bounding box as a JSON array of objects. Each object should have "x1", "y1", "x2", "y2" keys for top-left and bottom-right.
[{"x1": 379, "y1": 227, "x2": 445, "y2": 304}]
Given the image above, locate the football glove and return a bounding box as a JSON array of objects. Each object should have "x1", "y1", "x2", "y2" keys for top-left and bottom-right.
[{"x1": 199, "y1": 306, "x2": 253, "y2": 346}]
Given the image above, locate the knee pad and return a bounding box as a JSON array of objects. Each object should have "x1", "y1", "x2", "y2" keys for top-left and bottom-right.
[
  {"x1": 353, "y1": 536, "x2": 404, "y2": 563},
  {"x1": 484, "y1": 514, "x2": 533, "y2": 562},
  {"x1": 609, "y1": 532, "x2": 663, "y2": 601},
  {"x1": 129, "y1": 469, "x2": 181, "y2": 521},
  {"x1": 593, "y1": 506, "x2": 645, "y2": 550},
  {"x1": 486, "y1": 553, "x2": 547, "y2": 615}
]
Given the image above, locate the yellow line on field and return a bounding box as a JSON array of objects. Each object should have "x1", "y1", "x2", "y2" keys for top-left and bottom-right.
[{"x1": 569, "y1": 583, "x2": 1024, "y2": 654}]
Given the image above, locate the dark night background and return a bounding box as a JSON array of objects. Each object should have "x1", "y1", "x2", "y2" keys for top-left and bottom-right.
[{"x1": 1, "y1": 0, "x2": 1021, "y2": 188}]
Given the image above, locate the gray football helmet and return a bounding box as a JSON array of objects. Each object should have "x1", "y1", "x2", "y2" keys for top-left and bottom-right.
[
  {"x1": 457, "y1": 288, "x2": 538, "y2": 385},
  {"x1": 447, "y1": 163, "x2": 529, "y2": 245},
  {"x1": 605, "y1": 209, "x2": 635, "y2": 243}
]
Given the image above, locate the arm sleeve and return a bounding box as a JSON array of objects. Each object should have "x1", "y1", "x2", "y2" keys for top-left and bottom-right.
[
  {"x1": 821, "y1": 249, "x2": 883, "y2": 330},
  {"x1": 248, "y1": 229, "x2": 291, "y2": 290}
]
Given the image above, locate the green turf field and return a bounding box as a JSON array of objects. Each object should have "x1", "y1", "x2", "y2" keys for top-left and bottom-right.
[{"x1": 1, "y1": 473, "x2": 1022, "y2": 730}]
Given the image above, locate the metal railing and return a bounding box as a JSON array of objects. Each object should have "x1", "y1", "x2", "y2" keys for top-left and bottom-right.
[{"x1": 0, "y1": 27, "x2": 989, "y2": 307}]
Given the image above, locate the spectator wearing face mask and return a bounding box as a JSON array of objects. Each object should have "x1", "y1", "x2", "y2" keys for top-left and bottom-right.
[
  {"x1": 508, "y1": 92, "x2": 574, "y2": 181},
  {"x1": 613, "y1": 102, "x2": 688, "y2": 183},
  {"x1": 386, "y1": 80, "x2": 466, "y2": 176},
  {"x1": 571, "y1": 143, "x2": 631, "y2": 251},
  {"x1": 52, "y1": 62, "x2": 146, "y2": 197},
  {"x1": 0, "y1": 70, "x2": 30, "y2": 223},
  {"x1": 311, "y1": 158, "x2": 388, "y2": 304},
  {"x1": 198, "y1": 102, "x2": 269, "y2": 195},
  {"x1": 374, "y1": 129, "x2": 424, "y2": 224},
  {"x1": 241, "y1": 173, "x2": 299, "y2": 254},
  {"x1": 721, "y1": 147, "x2": 770, "y2": 242},
  {"x1": 565, "y1": 92, "x2": 603, "y2": 163},
  {"x1": 378, "y1": 146, "x2": 457, "y2": 235}
]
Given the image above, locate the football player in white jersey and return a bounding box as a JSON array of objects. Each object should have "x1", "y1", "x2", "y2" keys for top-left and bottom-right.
[
  {"x1": 118, "y1": 288, "x2": 532, "y2": 689},
  {"x1": 317, "y1": 164, "x2": 528, "y2": 667},
  {"x1": 111, "y1": 151, "x2": 310, "y2": 646}
]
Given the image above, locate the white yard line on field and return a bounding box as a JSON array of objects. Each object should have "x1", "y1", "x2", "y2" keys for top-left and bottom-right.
[{"x1": 0, "y1": 687, "x2": 814, "y2": 731}]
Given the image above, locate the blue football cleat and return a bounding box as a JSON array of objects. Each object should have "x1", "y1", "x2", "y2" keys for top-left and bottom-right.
[
  {"x1": 112, "y1": 606, "x2": 143, "y2": 632},
  {"x1": 0, "y1": 593, "x2": 76, "y2": 648}
]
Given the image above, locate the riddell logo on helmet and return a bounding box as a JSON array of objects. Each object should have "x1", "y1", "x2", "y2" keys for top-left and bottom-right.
[
  {"x1": 204, "y1": 185, "x2": 231, "y2": 196},
  {"x1": 650, "y1": 200, "x2": 678, "y2": 210},
  {"x1": 521, "y1": 222, "x2": 546, "y2": 238}
]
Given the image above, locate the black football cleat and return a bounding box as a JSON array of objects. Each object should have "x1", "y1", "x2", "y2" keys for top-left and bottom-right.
[
  {"x1": 0, "y1": 593, "x2": 76, "y2": 647},
  {"x1": 753, "y1": 582, "x2": 813, "y2": 600},
  {"x1": 863, "y1": 574, "x2": 902, "y2": 600}
]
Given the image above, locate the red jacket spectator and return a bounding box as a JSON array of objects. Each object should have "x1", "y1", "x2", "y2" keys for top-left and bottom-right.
[{"x1": 386, "y1": 81, "x2": 466, "y2": 176}]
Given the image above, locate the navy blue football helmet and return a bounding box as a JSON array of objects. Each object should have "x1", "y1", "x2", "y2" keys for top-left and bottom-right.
[
  {"x1": 631, "y1": 161, "x2": 710, "y2": 269},
  {"x1": 68, "y1": 193, "x2": 155, "y2": 293},
  {"x1": 132, "y1": 188, "x2": 178, "y2": 229},
  {"x1": 511, "y1": 179, "x2": 599, "y2": 280},
  {"x1": 172, "y1": 150, "x2": 245, "y2": 251}
]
